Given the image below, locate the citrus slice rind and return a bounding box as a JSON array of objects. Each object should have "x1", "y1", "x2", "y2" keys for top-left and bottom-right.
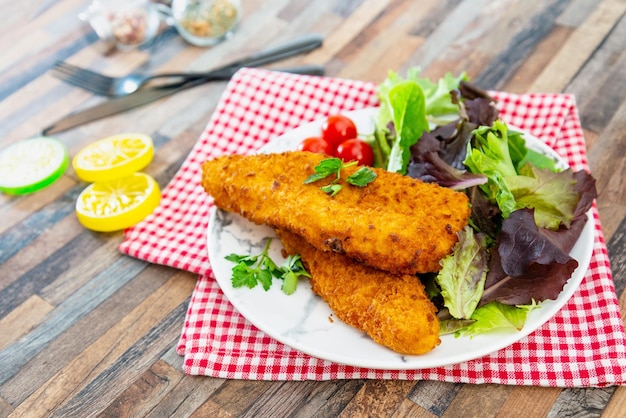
[
  {"x1": 72, "y1": 133, "x2": 154, "y2": 183},
  {"x1": 75, "y1": 172, "x2": 161, "y2": 232},
  {"x1": 0, "y1": 137, "x2": 69, "y2": 195}
]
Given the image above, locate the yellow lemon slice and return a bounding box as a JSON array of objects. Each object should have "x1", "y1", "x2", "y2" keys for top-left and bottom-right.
[
  {"x1": 75, "y1": 172, "x2": 161, "y2": 232},
  {"x1": 73, "y1": 133, "x2": 154, "y2": 183},
  {"x1": 0, "y1": 137, "x2": 69, "y2": 195}
]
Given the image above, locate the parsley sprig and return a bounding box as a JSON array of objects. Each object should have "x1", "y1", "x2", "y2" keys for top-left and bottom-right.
[
  {"x1": 304, "y1": 158, "x2": 377, "y2": 196},
  {"x1": 225, "y1": 238, "x2": 311, "y2": 295}
]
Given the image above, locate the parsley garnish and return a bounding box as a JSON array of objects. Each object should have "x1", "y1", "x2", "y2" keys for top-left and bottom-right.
[
  {"x1": 225, "y1": 238, "x2": 310, "y2": 295},
  {"x1": 304, "y1": 158, "x2": 376, "y2": 195},
  {"x1": 347, "y1": 166, "x2": 378, "y2": 185},
  {"x1": 280, "y1": 254, "x2": 311, "y2": 295}
]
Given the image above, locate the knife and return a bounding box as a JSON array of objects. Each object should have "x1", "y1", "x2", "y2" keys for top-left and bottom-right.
[{"x1": 41, "y1": 65, "x2": 324, "y2": 135}]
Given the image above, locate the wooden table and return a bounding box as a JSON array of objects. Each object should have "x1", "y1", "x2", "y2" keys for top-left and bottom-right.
[{"x1": 1, "y1": 1, "x2": 625, "y2": 416}]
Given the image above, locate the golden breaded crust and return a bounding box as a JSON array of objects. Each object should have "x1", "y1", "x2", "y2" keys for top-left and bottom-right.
[
  {"x1": 202, "y1": 151, "x2": 470, "y2": 274},
  {"x1": 276, "y1": 229, "x2": 440, "y2": 355}
]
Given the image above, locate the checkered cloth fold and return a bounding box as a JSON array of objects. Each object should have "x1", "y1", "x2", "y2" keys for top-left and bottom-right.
[{"x1": 119, "y1": 68, "x2": 626, "y2": 386}]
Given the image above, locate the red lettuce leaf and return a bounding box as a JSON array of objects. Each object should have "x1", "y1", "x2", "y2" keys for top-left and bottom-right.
[
  {"x1": 480, "y1": 208, "x2": 580, "y2": 306},
  {"x1": 467, "y1": 186, "x2": 501, "y2": 242},
  {"x1": 462, "y1": 94, "x2": 499, "y2": 127},
  {"x1": 406, "y1": 83, "x2": 498, "y2": 189},
  {"x1": 407, "y1": 150, "x2": 487, "y2": 190},
  {"x1": 572, "y1": 169, "x2": 597, "y2": 218}
]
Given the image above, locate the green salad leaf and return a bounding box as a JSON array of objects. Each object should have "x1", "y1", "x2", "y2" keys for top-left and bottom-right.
[
  {"x1": 436, "y1": 226, "x2": 488, "y2": 320},
  {"x1": 509, "y1": 164, "x2": 579, "y2": 229},
  {"x1": 374, "y1": 69, "x2": 467, "y2": 174},
  {"x1": 464, "y1": 120, "x2": 518, "y2": 217},
  {"x1": 379, "y1": 68, "x2": 468, "y2": 118},
  {"x1": 456, "y1": 301, "x2": 540, "y2": 338},
  {"x1": 465, "y1": 120, "x2": 583, "y2": 229},
  {"x1": 507, "y1": 128, "x2": 558, "y2": 171},
  {"x1": 380, "y1": 80, "x2": 428, "y2": 173}
]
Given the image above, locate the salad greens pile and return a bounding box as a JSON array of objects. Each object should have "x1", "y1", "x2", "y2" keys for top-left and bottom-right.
[{"x1": 371, "y1": 68, "x2": 597, "y2": 337}]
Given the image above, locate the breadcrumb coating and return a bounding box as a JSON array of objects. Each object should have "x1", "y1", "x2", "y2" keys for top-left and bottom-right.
[
  {"x1": 202, "y1": 151, "x2": 470, "y2": 274},
  {"x1": 276, "y1": 229, "x2": 440, "y2": 355}
]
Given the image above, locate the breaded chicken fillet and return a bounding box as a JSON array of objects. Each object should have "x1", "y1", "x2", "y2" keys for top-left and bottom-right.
[
  {"x1": 276, "y1": 229, "x2": 440, "y2": 355},
  {"x1": 202, "y1": 151, "x2": 470, "y2": 274}
]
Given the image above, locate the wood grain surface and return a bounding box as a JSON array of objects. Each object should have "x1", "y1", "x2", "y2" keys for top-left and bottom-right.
[{"x1": 1, "y1": 0, "x2": 625, "y2": 416}]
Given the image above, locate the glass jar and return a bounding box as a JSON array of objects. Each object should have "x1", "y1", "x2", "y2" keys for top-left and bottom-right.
[
  {"x1": 80, "y1": 0, "x2": 161, "y2": 52},
  {"x1": 170, "y1": 0, "x2": 241, "y2": 47}
]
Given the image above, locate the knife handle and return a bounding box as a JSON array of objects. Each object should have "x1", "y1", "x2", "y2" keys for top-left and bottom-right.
[
  {"x1": 273, "y1": 65, "x2": 325, "y2": 77},
  {"x1": 220, "y1": 34, "x2": 323, "y2": 70},
  {"x1": 158, "y1": 64, "x2": 325, "y2": 88},
  {"x1": 142, "y1": 34, "x2": 323, "y2": 84}
]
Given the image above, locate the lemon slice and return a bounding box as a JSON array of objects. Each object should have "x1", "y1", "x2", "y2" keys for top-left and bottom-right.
[
  {"x1": 0, "y1": 137, "x2": 69, "y2": 195},
  {"x1": 75, "y1": 172, "x2": 161, "y2": 232},
  {"x1": 73, "y1": 133, "x2": 154, "y2": 183}
]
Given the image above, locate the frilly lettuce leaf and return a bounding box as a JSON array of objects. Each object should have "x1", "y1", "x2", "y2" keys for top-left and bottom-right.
[
  {"x1": 436, "y1": 226, "x2": 488, "y2": 319},
  {"x1": 467, "y1": 186, "x2": 501, "y2": 244},
  {"x1": 572, "y1": 169, "x2": 598, "y2": 218},
  {"x1": 480, "y1": 208, "x2": 580, "y2": 306},
  {"x1": 378, "y1": 68, "x2": 468, "y2": 117},
  {"x1": 456, "y1": 301, "x2": 539, "y2": 338},
  {"x1": 464, "y1": 120, "x2": 593, "y2": 230},
  {"x1": 407, "y1": 150, "x2": 487, "y2": 190},
  {"x1": 374, "y1": 69, "x2": 467, "y2": 173},
  {"x1": 418, "y1": 70, "x2": 470, "y2": 124},
  {"x1": 509, "y1": 164, "x2": 579, "y2": 229},
  {"x1": 406, "y1": 94, "x2": 497, "y2": 190},
  {"x1": 468, "y1": 120, "x2": 518, "y2": 178},
  {"x1": 439, "y1": 317, "x2": 476, "y2": 335},
  {"x1": 464, "y1": 120, "x2": 518, "y2": 217},
  {"x1": 507, "y1": 128, "x2": 558, "y2": 171}
]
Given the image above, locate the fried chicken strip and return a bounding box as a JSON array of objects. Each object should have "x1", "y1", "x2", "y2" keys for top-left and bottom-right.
[
  {"x1": 276, "y1": 229, "x2": 440, "y2": 355},
  {"x1": 202, "y1": 151, "x2": 470, "y2": 274}
]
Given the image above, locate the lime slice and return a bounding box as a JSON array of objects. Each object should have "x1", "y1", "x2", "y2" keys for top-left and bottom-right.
[
  {"x1": 75, "y1": 172, "x2": 161, "y2": 232},
  {"x1": 72, "y1": 133, "x2": 154, "y2": 183},
  {"x1": 0, "y1": 137, "x2": 69, "y2": 195}
]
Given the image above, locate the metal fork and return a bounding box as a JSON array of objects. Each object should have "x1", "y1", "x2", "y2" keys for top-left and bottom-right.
[{"x1": 51, "y1": 34, "x2": 323, "y2": 97}]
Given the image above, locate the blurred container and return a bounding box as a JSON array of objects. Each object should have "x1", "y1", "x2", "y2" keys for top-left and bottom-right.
[
  {"x1": 169, "y1": 0, "x2": 241, "y2": 47},
  {"x1": 80, "y1": 0, "x2": 161, "y2": 52}
]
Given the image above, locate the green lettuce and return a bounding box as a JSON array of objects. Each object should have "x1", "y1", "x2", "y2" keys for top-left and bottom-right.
[
  {"x1": 435, "y1": 226, "x2": 488, "y2": 320},
  {"x1": 509, "y1": 164, "x2": 579, "y2": 229},
  {"x1": 464, "y1": 120, "x2": 518, "y2": 217},
  {"x1": 456, "y1": 301, "x2": 539, "y2": 338},
  {"x1": 384, "y1": 81, "x2": 428, "y2": 173},
  {"x1": 373, "y1": 69, "x2": 467, "y2": 173},
  {"x1": 507, "y1": 128, "x2": 558, "y2": 171},
  {"x1": 464, "y1": 120, "x2": 582, "y2": 229}
]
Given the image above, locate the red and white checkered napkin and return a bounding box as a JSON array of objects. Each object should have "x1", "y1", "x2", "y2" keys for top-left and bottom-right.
[{"x1": 119, "y1": 68, "x2": 626, "y2": 386}]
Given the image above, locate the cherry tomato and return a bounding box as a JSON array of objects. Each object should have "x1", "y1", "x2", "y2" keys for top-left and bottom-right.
[
  {"x1": 336, "y1": 139, "x2": 375, "y2": 166},
  {"x1": 299, "y1": 136, "x2": 333, "y2": 155},
  {"x1": 321, "y1": 115, "x2": 358, "y2": 149}
]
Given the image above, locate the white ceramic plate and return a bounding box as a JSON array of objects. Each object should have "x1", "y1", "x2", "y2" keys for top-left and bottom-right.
[{"x1": 207, "y1": 107, "x2": 594, "y2": 369}]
